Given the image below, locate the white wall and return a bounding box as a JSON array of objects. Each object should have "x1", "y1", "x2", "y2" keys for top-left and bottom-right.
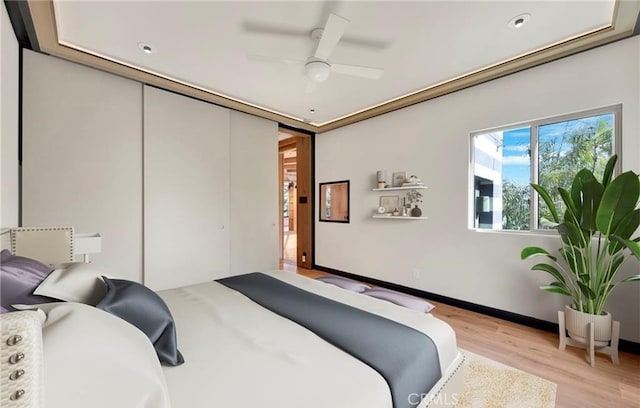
[
  {"x1": 230, "y1": 111, "x2": 279, "y2": 275},
  {"x1": 1, "y1": 2, "x2": 19, "y2": 228},
  {"x1": 316, "y1": 36, "x2": 640, "y2": 342}
]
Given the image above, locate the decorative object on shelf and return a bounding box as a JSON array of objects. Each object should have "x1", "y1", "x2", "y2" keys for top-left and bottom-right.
[
  {"x1": 372, "y1": 215, "x2": 427, "y2": 220},
  {"x1": 376, "y1": 170, "x2": 388, "y2": 189},
  {"x1": 392, "y1": 171, "x2": 407, "y2": 187},
  {"x1": 371, "y1": 180, "x2": 428, "y2": 220},
  {"x1": 403, "y1": 175, "x2": 424, "y2": 187},
  {"x1": 520, "y1": 154, "x2": 639, "y2": 366},
  {"x1": 379, "y1": 195, "x2": 400, "y2": 214},
  {"x1": 407, "y1": 190, "x2": 422, "y2": 204},
  {"x1": 372, "y1": 185, "x2": 427, "y2": 191},
  {"x1": 406, "y1": 189, "x2": 423, "y2": 217}
]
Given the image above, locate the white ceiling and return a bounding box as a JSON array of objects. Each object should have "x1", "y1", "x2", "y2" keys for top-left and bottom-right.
[{"x1": 51, "y1": 1, "x2": 621, "y2": 127}]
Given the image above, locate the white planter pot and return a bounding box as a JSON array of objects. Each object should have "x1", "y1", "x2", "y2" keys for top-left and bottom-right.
[{"x1": 564, "y1": 305, "x2": 612, "y2": 347}]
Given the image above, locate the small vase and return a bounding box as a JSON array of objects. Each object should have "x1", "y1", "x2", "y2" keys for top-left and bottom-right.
[{"x1": 410, "y1": 206, "x2": 422, "y2": 217}]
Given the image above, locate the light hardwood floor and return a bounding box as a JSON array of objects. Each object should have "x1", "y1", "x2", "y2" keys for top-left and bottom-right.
[{"x1": 288, "y1": 265, "x2": 640, "y2": 408}]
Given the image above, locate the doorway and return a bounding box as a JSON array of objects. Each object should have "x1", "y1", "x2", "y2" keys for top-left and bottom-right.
[
  {"x1": 281, "y1": 145, "x2": 297, "y2": 264},
  {"x1": 278, "y1": 127, "x2": 313, "y2": 270}
]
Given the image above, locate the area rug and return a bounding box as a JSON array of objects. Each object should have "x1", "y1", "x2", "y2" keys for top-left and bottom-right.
[{"x1": 455, "y1": 350, "x2": 557, "y2": 408}]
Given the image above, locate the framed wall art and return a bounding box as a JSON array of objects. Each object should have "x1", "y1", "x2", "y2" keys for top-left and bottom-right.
[
  {"x1": 392, "y1": 171, "x2": 407, "y2": 187},
  {"x1": 319, "y1": 180, "x2": 350, "y2": 223},
  {"x1": 379, "y1": 195, "x2": 400, "y2": 213}
]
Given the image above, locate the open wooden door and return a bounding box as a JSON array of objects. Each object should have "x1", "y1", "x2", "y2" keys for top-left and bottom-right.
[{"x1": 278, "y1": 127, "x2": 313, "y2": 269}]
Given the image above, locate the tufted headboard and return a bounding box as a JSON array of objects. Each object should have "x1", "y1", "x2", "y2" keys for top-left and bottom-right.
[{"x1": 7, "y1": 227, "x2": 74, "y2": 266}]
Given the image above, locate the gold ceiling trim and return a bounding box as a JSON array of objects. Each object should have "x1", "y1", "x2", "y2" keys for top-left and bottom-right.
[
  {"x1": 27, "y1": 0, "x2": 316, "y2": 133},
  {"x1": 27, "y1": 0, "x2": 639, "y2": 134}
]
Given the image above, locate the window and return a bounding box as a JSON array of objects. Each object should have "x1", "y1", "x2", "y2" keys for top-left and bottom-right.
[{"x1": 471, "y1": 105, "x2": 620, "y2": 231}]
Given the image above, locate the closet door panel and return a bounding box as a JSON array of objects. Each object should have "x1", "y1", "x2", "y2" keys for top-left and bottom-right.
[
  {"x1": 22, "y1": 50, "x2": 143, "y2": 282},
  {"x1": 229, "y1": 111, "x2": 278, "y2": 275},
  {"x1": 143, "y1": 86, "x2": 230, "y2": 290}
]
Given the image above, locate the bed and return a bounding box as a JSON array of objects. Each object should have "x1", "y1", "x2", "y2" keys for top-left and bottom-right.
[{"x1": 0, "y1": 249, "x2": 464, "y2": 408}]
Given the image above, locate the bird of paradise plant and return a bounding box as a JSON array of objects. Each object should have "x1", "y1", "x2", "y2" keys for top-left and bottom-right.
[{"x1": 521, "y1": 155, "x2": 640, "y2": 315}]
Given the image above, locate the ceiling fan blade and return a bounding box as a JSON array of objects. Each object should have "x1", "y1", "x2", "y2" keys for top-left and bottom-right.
[
  {"x1": 247, "y1": 54, "x2": 304, "y2": 65},
  {"x1": 242, "y1": 20, "x2": 308, "y2": 38},
  {"x1": 339, "y1": 35, "x2": 393, "y2": 50},
  {"x1": 331, "y1": 63, "x2": 384, "y2": 80},
  {"x1": 314, "y1": 13, "x2": 350, "y2": 60}
]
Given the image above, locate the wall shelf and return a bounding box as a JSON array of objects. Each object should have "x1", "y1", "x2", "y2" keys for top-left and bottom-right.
[
  {"x1": 372, "y1": 185, "x2": 427, "y2": 191},
  {"x1": 372, "y1": 215, "x2": 428, "y2": 220},
  {"x1": 372, "y1": 182, "x2": 427, "y2": 220}
]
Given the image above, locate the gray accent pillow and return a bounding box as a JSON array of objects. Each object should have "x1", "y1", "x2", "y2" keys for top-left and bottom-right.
[
  {"x1": 363, "y1": 287, "x2": 435, "y2": 313},
  {"x1": 96, "y1": 276, "x2": 184, "y2": 366},
  {"x1": 315, "y1": 275, "x2": 370, "y2": 293},
  {"x1": 0, "y1": 249, "x2": 57, "y2": 311}
]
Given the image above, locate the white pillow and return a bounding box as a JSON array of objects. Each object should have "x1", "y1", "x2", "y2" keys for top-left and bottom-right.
[
  {"x1": 315, "y1": 275, "x2": 371, "y2": 293},
  {"x1": 17, "y1": 302, "x2": 171, "y2": 408},
  {"x1": 33, "y1": 262, "x2": 112, "y2": 305},
  {"x1": 363, "y1": 287, "x2": 435, "y2": 313}
]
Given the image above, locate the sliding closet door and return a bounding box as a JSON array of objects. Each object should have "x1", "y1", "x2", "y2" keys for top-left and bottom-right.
[
  {"x1": 229, "y1": 111, "x2": 279, "y2": 274},
  {"x1": 22, "y1": 50, "x2": 143, "y2": 282},
  {"x1": 143, "y1": 86, "x2": 230, "y2": 290}
]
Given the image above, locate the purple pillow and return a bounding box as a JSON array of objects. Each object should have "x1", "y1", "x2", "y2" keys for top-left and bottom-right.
[
  {"x1": 0, "y1": 249, "x2": 57, "y2": 312},
  {"x1": 316, "y1": 276, "x2": 370, "y2": 293},
  {"x1": 363, "y1": 287, "x2": 435, "y2": 313}
]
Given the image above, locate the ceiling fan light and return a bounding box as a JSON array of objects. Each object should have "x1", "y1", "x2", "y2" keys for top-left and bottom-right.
[{"x1": 305, "y1": 60, "x2": 331, "y2": 83}]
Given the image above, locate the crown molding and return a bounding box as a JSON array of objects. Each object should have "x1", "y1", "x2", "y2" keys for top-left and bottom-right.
[{"x1": 25, "y1": 0, "x2": 640, "y2": 134}]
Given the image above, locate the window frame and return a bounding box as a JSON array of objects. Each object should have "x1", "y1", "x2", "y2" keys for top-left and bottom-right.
[{"x1": 469, "y1": 104, "x2": 622, "y2": 233}]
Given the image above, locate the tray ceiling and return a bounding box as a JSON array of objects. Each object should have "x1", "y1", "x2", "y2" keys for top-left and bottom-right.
[{"x1": 25, "y1": 1, "x2": 640, "y2": 132}]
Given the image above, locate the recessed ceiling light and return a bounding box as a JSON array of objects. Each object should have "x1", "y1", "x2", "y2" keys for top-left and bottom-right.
[
  {"x1": 138, "y1": 43, "x2": 154, "y2": 54},
  {"x1": 508, "y1": 13, "x2": 531, "y2": 29},
  {"x1": 310, "y1": 109, "x2": 315, "y2": 114}
]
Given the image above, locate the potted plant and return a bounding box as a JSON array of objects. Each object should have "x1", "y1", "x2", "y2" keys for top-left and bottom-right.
[
  {"x1": 406, "y1": 189, "x2": 423, "y2": 217},
  {"x1": 521, "y1": 154, "x2": 640, "y2": 348}
]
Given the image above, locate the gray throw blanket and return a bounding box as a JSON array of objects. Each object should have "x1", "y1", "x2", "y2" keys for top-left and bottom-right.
[{"x1": 218, "y1": 273, "x2": 441, "y2": 408}]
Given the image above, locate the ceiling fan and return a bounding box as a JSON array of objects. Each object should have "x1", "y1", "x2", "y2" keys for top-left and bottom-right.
[{"x1": 249, "y1": 13, "x2": 384, "y2": 84}]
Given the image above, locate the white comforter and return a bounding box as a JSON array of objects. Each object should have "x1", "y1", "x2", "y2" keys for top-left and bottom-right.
[{"x1": 159, "y1": 270, "x2": 458, "y2": 408}]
